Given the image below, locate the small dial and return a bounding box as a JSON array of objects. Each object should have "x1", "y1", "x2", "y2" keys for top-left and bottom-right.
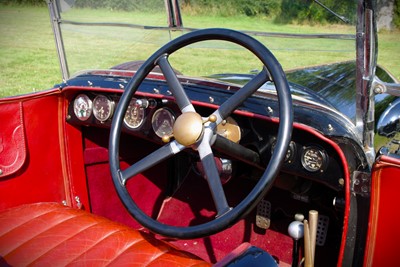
[
  {"x1": 93, "y1": 95, "x2": 114, "y2": 122},
  {"x1": 124, "y1": 98, "x2": 145, "y2": 129},
  {"x1": 271, "y1": 140, "x2": 296, "y2": 163},
  {"x1": 301, "y1": 146, "x2": 327, "y2": 172},
  {"x1": 73, "y1": 94, "x2": 92, "y2": 121},
  {"x1": 152, "y1": 108, "x2": 175, "y2": 138}
]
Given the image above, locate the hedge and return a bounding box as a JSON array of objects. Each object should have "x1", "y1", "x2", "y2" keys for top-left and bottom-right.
[{"x1": 1, "y1": 0, "x2": 398, "y2": 28}]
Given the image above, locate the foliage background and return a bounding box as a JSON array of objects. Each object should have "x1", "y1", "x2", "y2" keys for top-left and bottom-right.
[
  {"x1": 0, "y1": 1, "x2": 398, "y2": 96},
  {"x1": 1, "y1": 0, "x2": 399, "y2": 28},
  {"x1": 394, "y1": 0, "x2": 400, "y2": 27}
]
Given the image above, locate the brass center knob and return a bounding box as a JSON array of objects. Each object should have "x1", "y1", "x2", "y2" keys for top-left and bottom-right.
[{"x1": 173, "y1": 112, "x2": 203, "y2": 146}]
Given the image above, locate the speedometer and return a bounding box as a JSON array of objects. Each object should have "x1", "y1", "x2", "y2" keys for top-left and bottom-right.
[
  {"x1": 301, "y1": 146, "x2": 327, "y2": 172},
  {"x1": 124, "y1": 98, "x2": 145, "y2": 129},
  {"x1": 93, "y1": 95, "x2": 114, "y2": 122}
]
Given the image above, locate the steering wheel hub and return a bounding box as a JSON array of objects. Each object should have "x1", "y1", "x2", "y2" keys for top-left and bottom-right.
[{"x1": 173, "y1": 112, "x2": 203, "y2": 146}]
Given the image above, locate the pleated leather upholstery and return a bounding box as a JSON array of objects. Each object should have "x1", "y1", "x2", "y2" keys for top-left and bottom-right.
[{"x1": 0, "y1": 203, "x2": 210, "y2": 267}]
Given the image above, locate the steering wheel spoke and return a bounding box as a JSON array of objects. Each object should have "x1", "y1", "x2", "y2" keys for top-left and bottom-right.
[
  {"x1": 197, "y1": 131, "x2": 231, "y2": 216},
  {"x1": 120, "y1": 141, "x2": 185, "y2": 184},
  {"x1": 201, "y1": 153, "x2": 232, "y2": 217},
  {"x1": 157, "y1": 54, "x2": 195, "y2": 113},
  {"x1": 214, "y1": 68, "x2": 270, "y2": 122}
]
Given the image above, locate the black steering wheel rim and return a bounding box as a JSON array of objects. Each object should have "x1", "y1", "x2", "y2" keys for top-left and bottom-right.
[{"x1": 109, "y1": 28, "x2": 293, "y2": 239}]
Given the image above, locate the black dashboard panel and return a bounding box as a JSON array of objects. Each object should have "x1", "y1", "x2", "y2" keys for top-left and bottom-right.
[{"x1": 67, "y1": 91, "x2": 345, "y2": 191}]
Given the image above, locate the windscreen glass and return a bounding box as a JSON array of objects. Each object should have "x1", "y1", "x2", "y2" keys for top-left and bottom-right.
[{"x1": 58, "y1": 0, "x2": 357, "y2": 77}]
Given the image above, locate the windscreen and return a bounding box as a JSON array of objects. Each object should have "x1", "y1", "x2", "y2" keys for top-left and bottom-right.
[
  {"x1": 58, "y1": 0, "x2": 171, "y2": 76},
  {"x1": 57, "y1": 0, "x2": 357, "y2": 78}
]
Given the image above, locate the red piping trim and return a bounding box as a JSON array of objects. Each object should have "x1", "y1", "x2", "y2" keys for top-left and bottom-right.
[{"x1": 290, "y1": 124, "x2": 350, "y2": 267}]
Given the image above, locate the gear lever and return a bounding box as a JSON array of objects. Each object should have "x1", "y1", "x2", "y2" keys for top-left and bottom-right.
[{"x1": 288, "y1": 216, "x2": 304, "y2": 267}]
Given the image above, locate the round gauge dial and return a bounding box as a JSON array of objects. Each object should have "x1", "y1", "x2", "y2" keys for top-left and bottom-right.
[
  {"x1": 93, "y1": 95, "x2": 114, "y2": 122},
  {"x1": 301, "y1": 146, "x2": 327, "y2": 172},
  {"x1": 152, "y1": 108, "x2": 175, "y2": 138},
  {"x1": 124, "y1": 98, "x2": 145, "y2": 129},
  {"x1": 271, "y1": 140, "x2": 296, "y2": 163},
  {"x1": 73, "y1": 94, "x2": 93, "y2": 121}
]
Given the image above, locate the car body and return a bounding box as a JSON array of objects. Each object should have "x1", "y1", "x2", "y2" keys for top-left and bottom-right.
[{"x1": 0, "y1": 0, "x2": 399, "y2": 266}]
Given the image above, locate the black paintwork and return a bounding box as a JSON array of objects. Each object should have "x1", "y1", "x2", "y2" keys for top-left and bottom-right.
[
  {"x1": 64, "y1": 67, "x2": 371, "y2": 193},
  {"x1": 62, "y1": 66, "x2": 362, "y2": 141},
  {"x1": 211, "y1": 61, "x2": 398, "y2": 126},
  {"x1": 63, "y1": 59, "x2": 397, "y2": 196}
]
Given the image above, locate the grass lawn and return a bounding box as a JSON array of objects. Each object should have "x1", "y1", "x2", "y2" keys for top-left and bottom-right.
[{"x1": 0, "y1": 5, "x2": 399, "y2": 97}]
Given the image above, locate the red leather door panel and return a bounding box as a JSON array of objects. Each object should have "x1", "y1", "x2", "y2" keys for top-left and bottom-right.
[
  {"x1": 364, "y1": 155, "x2": 400, "y2": 266},
  {"x1": 0, "y1": 92, "x2": 68, "y2": 211}
]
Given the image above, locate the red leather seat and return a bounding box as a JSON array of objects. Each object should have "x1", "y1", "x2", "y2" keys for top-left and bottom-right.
[{"x1": 0, "y1": 203, "x2": 210, "y2": 266}]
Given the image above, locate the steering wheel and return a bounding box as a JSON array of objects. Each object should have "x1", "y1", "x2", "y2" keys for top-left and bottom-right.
[{"x1": 109, "y1": 28, "x2": 293, "y2": 239}]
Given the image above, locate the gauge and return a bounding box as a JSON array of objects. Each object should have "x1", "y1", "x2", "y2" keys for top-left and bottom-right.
[
  {"x1": 152, "y1": 108, "x2": 175, "y2": 138},
  {"x1": 271, "y1": 140, "x2": 296, "y2": 163},
  {"x1": 124, "y1": 98, "x2": 145, "y2": 129},
  {"x1": 73, "y1": 94, "x2": 93, "y2": 121},
  {"x1": 301, "y1": 146, "x2": 327, "y2": 172},
  {"x1": 93, "y1": 95, "x2": 114, "y2": 122}
]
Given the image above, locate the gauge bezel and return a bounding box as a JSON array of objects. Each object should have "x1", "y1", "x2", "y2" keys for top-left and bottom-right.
[
  {"x1": 93, "y1": 95, "x2": 115, "y2": 122},
  {"x1": 73, "y1": 94, "x2": 93, "y2": 121},
  {"x1": 301, "y1": 145, "x2": 328, "y2": 172},
  {"x1": 124, "y1": 98, "x2": 145, "y2": 129},
  {"x1": 271, "y1": 139, "x2": 296, "y2": 163},
  {"x1": 151, "y1": 108, "x2": 176, "y2": 138}
]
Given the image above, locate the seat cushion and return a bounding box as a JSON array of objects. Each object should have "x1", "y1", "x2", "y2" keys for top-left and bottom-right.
[{"x1": 0, "y1": 203, "x2": 210, "y2": 267}]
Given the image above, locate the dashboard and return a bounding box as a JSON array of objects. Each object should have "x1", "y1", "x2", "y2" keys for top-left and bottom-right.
[
  {"x1": 70, "y1": 92, "x2": 179, "y2": 143},
  {"x1": 67, "y1": 90, "x2": 345, "y2": 192}
]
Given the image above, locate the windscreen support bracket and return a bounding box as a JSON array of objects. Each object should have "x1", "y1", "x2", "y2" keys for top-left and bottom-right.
[{"x1": 46, "y1": 0, "x2": 70, "y2": 81}]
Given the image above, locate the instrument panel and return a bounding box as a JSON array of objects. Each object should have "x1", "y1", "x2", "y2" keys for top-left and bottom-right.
[
  {"x1": 68, "y1": 92, "x2": 344, "y2": 190},
  {"x1": 265, "y1": 130, "x2": 338, "y2": 184},
  {"x1": 69, "y1": 93, "x2": 178, "y2": 142}
]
